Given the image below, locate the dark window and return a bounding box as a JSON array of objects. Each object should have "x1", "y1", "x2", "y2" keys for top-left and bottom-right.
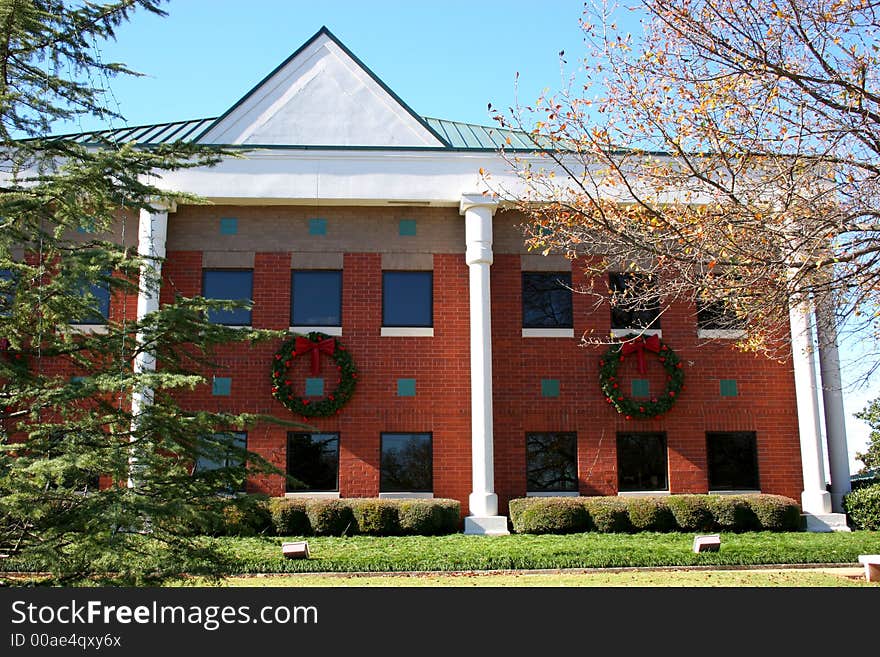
[
  {"x1": 380, "y1": 432, "x2": 432, "y2": 492},
  {"x1": 287, "y1": 432, "x2": 340, "y2": 492},
  {"x1": 291, "y1": 270, "x2": 342, "y2": 326},
  {"x1": 522, "y1": 272, "x2": 573, "y2": 328},
  {"x1": 696, "y1": 299, "x2": 743, "y2": 331},
  {"x1": 609, "y1": 272, "x2": 661, "y2": 330},
  {"x1": 617, "y1": 432, "x2": 668, "y2": 492},
  {"x1": 526, "y1": 432, "x2": 578, "y2": 492},
  {"x1": 203, "y1": 269, "x2": 253, "y2": 326},
  {"x1": 382, "y1": 271, "x2": 432, "y2": 327},
  {"x1": 194, "y1": 432, "x2": 247, "y2": 492},
  {"x1": 75, "y1": 275, "x2": 111, "y2": 325},
  {"x1": 706, "y1": 431, "x2": 759, "y2": 490}
]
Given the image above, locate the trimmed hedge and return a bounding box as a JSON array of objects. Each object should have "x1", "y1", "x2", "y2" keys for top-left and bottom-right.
[
  {"x1": 509, "y1": 494, "x2": 802, "y2": 534},
  {"x1": 217, "y1": 497, "x2": 461, "y2": 537},
  {"x1": 844, "y1": 483, "x2": 880, "y2": 530}
]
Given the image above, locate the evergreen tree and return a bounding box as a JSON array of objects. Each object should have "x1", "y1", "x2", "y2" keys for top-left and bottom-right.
[
  {"x1": 0, "y1": 1, "x2": 287, "y2": 583},
  {"x1": 855, "y1": 399, "x2": 880, "y2": 473}
]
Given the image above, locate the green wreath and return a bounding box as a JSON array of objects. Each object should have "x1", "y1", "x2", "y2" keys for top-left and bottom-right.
[
  {"x1": 271, "y1": 332, "x2": 357, "y2": 417},
  {"x1": 599, "y1": 334, "x2": 684, "y2": 420}
]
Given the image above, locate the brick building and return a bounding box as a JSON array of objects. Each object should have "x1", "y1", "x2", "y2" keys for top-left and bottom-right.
[{"x1": 57, "y1": 28, "x2": 850, "y2": 533}]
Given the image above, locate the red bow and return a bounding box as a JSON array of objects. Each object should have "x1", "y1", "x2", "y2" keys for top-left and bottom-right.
[
  {"x1": 294, "y1": 336, "x2": 336, "y2": 376},
  {"x1": 620, "y1": 335, "x2": 661, "y2": 374}
]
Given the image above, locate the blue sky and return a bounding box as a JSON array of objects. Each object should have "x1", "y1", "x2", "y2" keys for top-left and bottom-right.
[{"x1": 64, "y1": 0, "x2": 876, "y2": 473}]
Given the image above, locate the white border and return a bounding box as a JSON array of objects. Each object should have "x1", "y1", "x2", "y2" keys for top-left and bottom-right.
[
  {"x1": 617, "y1": 490, "x2": 670, "y2": 497},
  {"x1": 610, "y1": 328, "x2": 662, "y2": 338},
  {"x1": 381, "y1": 327, "x2": 434, "y2": 337},
  {"x1": 69, "y1": 324, "x2": 109, "y2": 335},
  {"x1": 697, "y1": 329, "x2": 746, "y2": 339},
  {"x1": 522, "y1": 328, "x2": 575, "y2": 338},
  {"x1": 526, "y1": 491, "x2": 580, "y2": 497},
  {"x1": 290, "y1": 326, "x2": 342, "y2": 336},
  {"x1": 285, "y1": 491, "x2": 340, "y2": 499},
  {"x1": 378, "y1": 492, "x2": 434, "y2": 499},
  {"x1": 708, "y1": 490, "x2": 761, "y2": 495}
]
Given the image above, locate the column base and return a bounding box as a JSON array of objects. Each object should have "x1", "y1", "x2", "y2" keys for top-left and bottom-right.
[
  {"x1": 464, "y1": 516, "x2": 509, "y2": 536},
  {"x1": 801, "y1": 489, "x2": 832, "y2": 515},
  {"x1": 803, "y1": 513, "x2": 851, "y2": 532},
  {"x1": 468, "y1": 491, "x2": 499, "y2": 518}
]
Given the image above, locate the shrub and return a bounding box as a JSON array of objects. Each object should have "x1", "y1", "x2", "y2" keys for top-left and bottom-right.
[
  {"x1": 706, "y1": 495, "x2": 759, "y2": 532},
  {"x1": 508, "y1": 497, "x2": 589, "y2": 534},
  {"x1": 306, "y1": 499, "x2": 356, "y2": 536},
  {"x1": 627, "y1": 497, "x2": 676, "y2": 532},
  {"x1": 747, "y1": 495, "x2": 802, "y2": 531},
  {"x1": 844, "y1": 483, "x2": 880, "y2": 530},
  {"x1": 350, "y1": 498, "x2": 399, "y2": 535},
  {"x1": 582, "y1": 497, "x2": 632, "y2": 533},
  {"x1": 666, "y1": 495, "x2": 715, "y2": 532},
  {"x1": 221, "y1": 497, "x2": 272, "y2": 537},
  {"x1": 397, "y1": 499, "x2": 460, "y2": 535},
  {"x1": 267, "y1": 498, "x2": 311, "y2": 536}
]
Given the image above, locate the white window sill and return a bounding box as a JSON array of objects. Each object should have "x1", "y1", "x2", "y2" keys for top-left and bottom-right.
[
  {"x1": 617, "y1": 490, "x2": 670, "y2": 497},
  {"x1": 610, "y1": 328, "x2": 662, "y2": 338},
  {"x1": 522, "y1": 328, "x2": 574, "y2": 338},
  {"x1": 381, "y1": 327, "x2": 434, "y2": 337},
  {"x1": 285, "y1": 491, "x2": 340, "y2": 499},
  {"x1": 527, "y1": 491, "x2": 580, "y2": 497},
  {"x1": 216, "y1": 324, "x2": 253, "y2": 330},
  {"x1": 697, "y1": 329, "x2": 746, "y2": 339},
  {"x1": 290, "y1": 326, "x2": 342, "y2": 336},
  {"x1": 708, "y1": 489, "x2": 761, "y2": 495},
  {"x1": 69, "y1": 324, "x2": 109, "y2": 334},
  {"x1": 378, "y1": 492, "x2": 434, "y2": 500}
]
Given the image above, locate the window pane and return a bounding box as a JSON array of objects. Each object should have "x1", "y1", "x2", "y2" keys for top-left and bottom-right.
[
  {"x1": 617, "y1": 432, "x2": 668, "y2": 492},
  {"x1": 203, "y1": 270, "x2": 253, "y2": 326},
  {"x1": 380, "y1": 433, "x2": 432, "y2": 492},
  {"x1": 75, "y1": 276, "x2": 110, "y2": 324},
  {"x1": 609, "y1": 272, "x2": 661, "y2": 329},
  {"x1": 287, "y1": 432, "x2": 340, "y2": 492},
  {"x1": 706, "y1": 432, "x2": 759, "y2": 490},
  {"x1": 291, "y1": 270, "x2": 342, "y2": 326},
  {"x1": 522, "y1": 272, "x2": 573, "y2": 328},
  {"x1": 696, "y1": 299, "x2": 742, "y2": 330},
  {"x1": 526, "y1": 432, "x2": 578, "y2": 492},
  {"x1": 194, "y1": 432, "x2": 247, "y2": 492},
  {"x1": 382, "y1": 271, "x2": 432, "y2": 327}
]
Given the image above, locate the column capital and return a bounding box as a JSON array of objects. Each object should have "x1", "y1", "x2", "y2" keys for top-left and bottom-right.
[
  {"x1": 459, "y1": 193, "x2": 498, "y2": 216},
  {"x1": 145, "y1": 198, "x2": 177, "y2": 215}
]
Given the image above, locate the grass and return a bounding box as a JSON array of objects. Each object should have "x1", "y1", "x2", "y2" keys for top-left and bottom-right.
[{"x1": 211, "y1": 530, "x2": 880, "y2": 574}]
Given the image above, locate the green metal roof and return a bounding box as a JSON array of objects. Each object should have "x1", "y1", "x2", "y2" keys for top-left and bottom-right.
[{"x1": 43, "y1": 115, "x2": 539, "y2": 151}]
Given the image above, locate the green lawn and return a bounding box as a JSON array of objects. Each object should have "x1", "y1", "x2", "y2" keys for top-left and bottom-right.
[{"x1": 213, "y1": 530, "x2": 880, "y2": 574}]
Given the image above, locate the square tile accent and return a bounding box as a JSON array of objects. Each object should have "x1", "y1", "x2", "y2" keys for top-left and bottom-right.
[
  {"x1": 219, "y1": 217, "x2": 238, "y2": 235},
  {"x1": 397, "y1": 378, "x2": 416, "y2": 397},
  {"x1": 212, "y1": 376, "x2": 231, "y2": 396},
  {"x1": 305, "y1": 377, "x2": 325, "y2": 397},
  {"x1": 541, "y1": 378, "x2": 560, "y2": 398},
  {"x1": 720, "y1": 379, "x2": 738, "y2": 397},
  {"x1": 398, "y1": 219, "x2": 417, "y2": 236},
  {"x1": 71, "y1": 376, "x2": 85, "y2": 385},
  {"x1": 76, "y1": 217, "x2": 96, "y2": 234},
  {"x1": 308, "y1": 218, "x2": 327, "y2": 236},
  {"x1": 631, "y1": 379, "x2": 650, "y2": 397}
]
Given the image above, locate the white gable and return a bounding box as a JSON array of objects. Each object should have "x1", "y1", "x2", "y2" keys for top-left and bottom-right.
[{"x1": 197, "y1": 30, "x2": 444, "y2": 147}]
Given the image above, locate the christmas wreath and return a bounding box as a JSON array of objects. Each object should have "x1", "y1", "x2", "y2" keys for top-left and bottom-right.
[
  {"x1": 271, "y1": 332, "x2": 357, "y2": 417},
  {"x1": 599, "y1": 333, "x2": 684, "y2": 420}
]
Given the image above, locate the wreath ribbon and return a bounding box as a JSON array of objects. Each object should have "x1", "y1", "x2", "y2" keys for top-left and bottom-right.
[
  {"x1": 294, "y1": 336, "x2": 335, "y2": 375},
  {"x1": 620, "y1": 334, "x2": 661, "y2": 374}
]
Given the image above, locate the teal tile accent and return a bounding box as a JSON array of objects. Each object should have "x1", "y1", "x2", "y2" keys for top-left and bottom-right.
[
  {"x1": 305, "y1": 377, "x2": 325, "y2": 397},
  {"x1": 541, "y1": 379, "x2": 560, "y2": 398},
  {"x1": 397, "y1": 378, "x2": 416, "y2": 397},
  {"x1": 308, "y1": 218, "x2": 327, "y2": 236},
  {"x1": 219, "y1": 217, "x2": 238, "y2": 235},
  {"x1": 76, "y1": 217, "x2": 96, "y2": 234},
  {"x1": 720, "y1": 379, "x2": 738, "y2": 397},
  {"x1": 212, "y1": 377, "x2": 231, "y2": 396},
  {"x1": 71, "y1": 376, "x2": 85, "y2": 385},
  {"x1": 632, "y1": 379, "x2": 650, "y2": 397},
  {"x1": 399, "y1": 219, "x2": 417, "y2": 236}
]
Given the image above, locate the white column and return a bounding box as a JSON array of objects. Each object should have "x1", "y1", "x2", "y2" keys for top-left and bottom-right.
[
  {"x1": 460, "y1": 194, "x2": 507, "y2": 535},
  {"x1": 128, "y1": 203, "x2": 173, "y2": 488},
  {"x1": 789, "y1": 300, "x2": 832, "y2": 515},
  {"x1": 815, "y1": 302, "x2": 851, "y2": 513}
]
